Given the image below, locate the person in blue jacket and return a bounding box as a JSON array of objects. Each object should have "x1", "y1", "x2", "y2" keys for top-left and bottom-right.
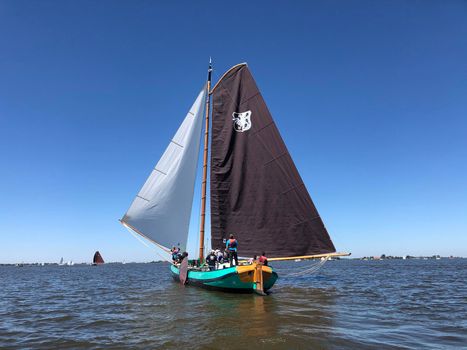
[{"x1": 226, "y1": 234, "x2": 238, "y2": 267}]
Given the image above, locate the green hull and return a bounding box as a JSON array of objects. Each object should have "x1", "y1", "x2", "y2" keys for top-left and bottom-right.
[{"x1": 170, "y1": 264, "x2": 278, "y2": 293}]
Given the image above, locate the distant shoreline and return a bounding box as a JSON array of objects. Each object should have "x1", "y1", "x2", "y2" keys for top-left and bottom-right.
[
  {"x1": 0, "y1": 261, "x2": 167, "y2": 267},
  {"x1": 1, "y1": 256, "x2": 464, "y2": 266}
]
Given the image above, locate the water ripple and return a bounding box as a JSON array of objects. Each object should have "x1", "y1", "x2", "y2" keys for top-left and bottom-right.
[{"x1": 0, "y1": 260, "x2": 466, "y2": 349}]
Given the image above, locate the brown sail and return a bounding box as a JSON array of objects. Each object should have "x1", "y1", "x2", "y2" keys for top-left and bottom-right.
[
  {"x1": 210, "y1": 64, "x2": 336, "y2": 258},
  {"x1": 93, "y1": 251, "x2": 104, "y2": 265}
]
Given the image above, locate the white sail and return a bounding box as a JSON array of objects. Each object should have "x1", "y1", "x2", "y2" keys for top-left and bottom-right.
[{"x1": 122, "y1": 87, "x2": 206, "y2": 252}]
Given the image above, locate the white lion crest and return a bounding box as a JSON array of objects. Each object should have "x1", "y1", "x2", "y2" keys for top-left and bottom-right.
[{"x1": 232, "y1": 110, "x2": 252, "y2": 132}]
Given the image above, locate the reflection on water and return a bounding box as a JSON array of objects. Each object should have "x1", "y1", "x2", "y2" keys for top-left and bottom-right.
[
  {"x1": 0, "y1": 260, "x2": 466, "y2": 349},
  {"x1": 199, "y1": 289, "x2": 281, "y2": 341},
  {"x1": 159, "y1": 281, "x2": 336, "y2": 349}
]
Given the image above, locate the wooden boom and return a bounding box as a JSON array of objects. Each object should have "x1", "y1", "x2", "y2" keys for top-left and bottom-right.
[{"x1": 267, "y1": 252, "x2": 351, "y2": 262}]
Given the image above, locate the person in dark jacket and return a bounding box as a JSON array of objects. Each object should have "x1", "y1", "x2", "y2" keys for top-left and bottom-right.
[{"x1": 206, "y1": 250, "x2": 217, "y2": 271}]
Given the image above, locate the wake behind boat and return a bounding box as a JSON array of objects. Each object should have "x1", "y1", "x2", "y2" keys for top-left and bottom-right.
[{"x1": 120, "y1": 61, "x2": 349, "y2": 294}]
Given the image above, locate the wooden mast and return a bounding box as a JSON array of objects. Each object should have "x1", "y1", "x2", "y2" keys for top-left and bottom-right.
[{"x1": 198, "y1": 59, "x2": 212, "y2": 262}]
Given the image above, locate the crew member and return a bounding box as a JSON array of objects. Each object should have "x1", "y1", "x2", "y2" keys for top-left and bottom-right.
[
  {"x1": 206, "y1": 250, "x2": 217, "y2": 271},
  {"x1": 171, "y1": 246, "x2": 180, "y2": 263},
  {"x1": 258, "y1": 252, "x2": 268, "y2": 266},
  {"x1": 216, "y1": 249, "x2": 223, "y2": 263},
  {"x1": 226, "y1": 234, "x2": 238, "y2": 267},
  {"x1": 248, "y1": 255, "x2": 257, "y2": 264}
]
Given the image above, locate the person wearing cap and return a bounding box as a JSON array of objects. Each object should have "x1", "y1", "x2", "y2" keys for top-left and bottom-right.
[
  {"x1": 206, "y1": 250, "x2": 217, "y2": 271},
  {"x1": 226, "y1": 234, "x2": 238, "y2": 267}
]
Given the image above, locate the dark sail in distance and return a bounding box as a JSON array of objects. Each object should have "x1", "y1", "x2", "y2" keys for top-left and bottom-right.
[
  {"x1": 93, "y1": 251, "x2": 104, "y2": 264},
  {"x1": 210, "y1": 64, "x2": 336, "y2": 258}
]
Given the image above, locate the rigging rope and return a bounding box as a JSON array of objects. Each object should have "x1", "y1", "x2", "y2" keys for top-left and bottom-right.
[
  {"x1": 123, "y1": 225, "x2": 175, "y2": 265},
  {"x1": 273, "y1": 256, "x2": 329, "y2": 277}
]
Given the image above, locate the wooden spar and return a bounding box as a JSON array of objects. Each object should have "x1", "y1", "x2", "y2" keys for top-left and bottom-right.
[
  {"x1": 209, "y1": 62, "x2": 247, "y2": 94},
  {"x1": 267, "y1": 252, "x2": 351, "y2": 262},
  {"x1": 119, "y1": 219, "x2": 171, "y2": 253},
  {"x1": 198, "y1": 59, "x2": 212, "y2": 263}
]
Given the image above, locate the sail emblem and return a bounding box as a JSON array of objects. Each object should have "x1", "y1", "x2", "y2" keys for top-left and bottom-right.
[{"x1": 232, "y1": 111, "x2": 252, "y2": 132}]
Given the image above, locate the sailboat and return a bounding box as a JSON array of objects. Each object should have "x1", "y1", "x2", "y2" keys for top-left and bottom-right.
[
  {"x1": 120, "y1": 62, "x2": 349, "y2": 294},
  {"x1": 92, "y1": 251, "x2": 104, "y2": 266}
]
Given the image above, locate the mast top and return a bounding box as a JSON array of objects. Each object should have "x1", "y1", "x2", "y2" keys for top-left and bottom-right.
[{"x1": 207, "y1": 57, "x2": 212, "y2": 83}]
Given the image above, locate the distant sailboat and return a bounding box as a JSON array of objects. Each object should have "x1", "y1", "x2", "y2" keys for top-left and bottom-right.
[
  {"x1": 92, "y1": 251, "x2": 105, "y2": 266},
  {"x1": 120, "y1": 61, "x2": 349, "y2": 294},
  {"x1": 59, "y1": 257, "x2": 65, "y2": 266}
]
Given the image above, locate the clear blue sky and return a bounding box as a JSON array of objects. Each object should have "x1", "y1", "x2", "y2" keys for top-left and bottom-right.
[{"x1": 1, "y1": 0, "x2": 466, "y2": 263}]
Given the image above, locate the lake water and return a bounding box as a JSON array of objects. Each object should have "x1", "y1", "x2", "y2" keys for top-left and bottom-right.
[{"x1": 0, "y1": 259, "x2": 465, "y2": 349}]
